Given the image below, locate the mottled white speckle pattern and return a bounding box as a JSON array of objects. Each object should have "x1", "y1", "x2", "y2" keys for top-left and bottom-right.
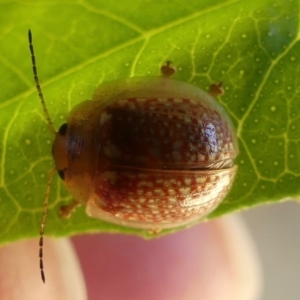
[
  {"x1": 94, "y1": 166, "x2": 236, "y2": 224},
  {"x1": 78, "y1": 95, "x2": 239, "y2": 228}
]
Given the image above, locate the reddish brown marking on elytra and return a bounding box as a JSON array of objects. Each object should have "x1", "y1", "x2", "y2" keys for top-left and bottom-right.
[
  {"x1": 93, "y1": 167, "x2": 236, "y2": 225},
  {"x1": 97, "y1": 97, "x2": 235, "y2": 170}
]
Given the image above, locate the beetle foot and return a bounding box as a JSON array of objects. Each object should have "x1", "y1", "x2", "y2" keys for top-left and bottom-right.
[
  {"x1": 161, "y1": 61, "x2": 176, "y2": 77},
  {"x1": 209, "y1": 82, "x2": 224, "y2": 96},
  {"x1": 147, "y1": 228, "x2": 162, "y2": 235},
  {"x1": 60, "y1": 201, "x2": 81, "y2": 218}
]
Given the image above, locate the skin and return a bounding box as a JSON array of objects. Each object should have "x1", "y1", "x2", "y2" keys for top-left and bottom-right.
[{"x1": 0, "y1": 215, "x2": 262, "y2": 300}]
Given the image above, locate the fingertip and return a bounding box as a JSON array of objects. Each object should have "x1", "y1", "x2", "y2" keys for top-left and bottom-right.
[
  {"x1": 73, "y1": 215, "x2": 262, "y2": 300},
  {"x1": 209, "y1": 215, "x2": 263, "y2": 300},
  {"x1": 0, "y1": 238, "x2": 87, "y2": 300}
]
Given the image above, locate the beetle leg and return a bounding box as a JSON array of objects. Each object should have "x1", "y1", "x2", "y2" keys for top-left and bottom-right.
[
  {"x1": 147, "y1": 228, "x2": 162, "y2": 235},
  {"x1": 161, "y1": 61, "x2": 176, "y2": 77},
  {"x1": 59, "y1": 201, "x2": 81, "y2": 218},
  {"x1": 209, "y1": 82, "x2": 224, "y2": 96}
]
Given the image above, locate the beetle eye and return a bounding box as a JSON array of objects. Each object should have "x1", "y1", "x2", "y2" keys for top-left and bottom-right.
[
  {"x1": 58, "y1": 123, "x2": 68, "y2": 135},
  {"x1": 57, "y1": 170, "x2": 65, "y2": 180}
]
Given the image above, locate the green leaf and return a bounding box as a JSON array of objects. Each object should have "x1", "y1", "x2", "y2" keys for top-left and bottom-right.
[{"x1": 0, "y1": 0, "x2": 299, "y2": 243}]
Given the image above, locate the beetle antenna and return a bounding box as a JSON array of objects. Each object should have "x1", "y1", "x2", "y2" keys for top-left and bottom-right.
[
  {"x1": 28, "y1": 30, "x2": 56, "y2": 134},
  {"x1": 39, "y1": 168, "x2": 55, "y2": 283},
  {"x1": 29, "y1": 30, "x2": 58, "y2": 283}
]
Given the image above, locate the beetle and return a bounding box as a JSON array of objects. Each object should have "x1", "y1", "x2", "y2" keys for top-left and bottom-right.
[{"x1": 28, "y1": 30, "x2": 238, "y2": 282}]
